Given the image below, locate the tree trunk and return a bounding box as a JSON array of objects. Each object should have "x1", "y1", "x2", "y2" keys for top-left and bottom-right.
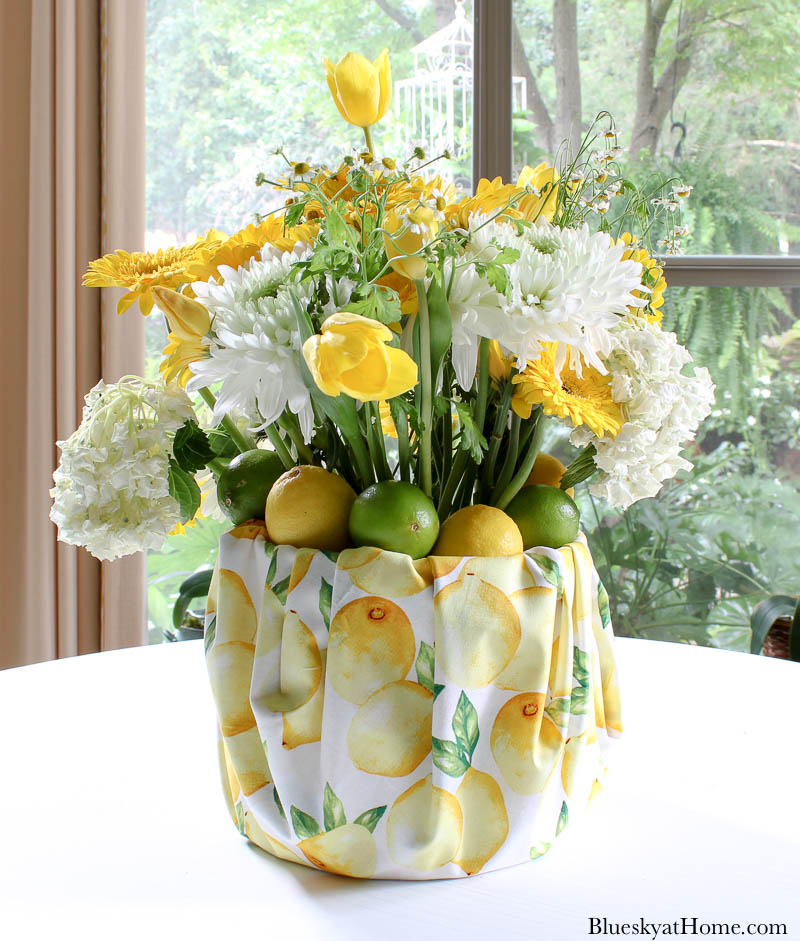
[
  {"x1": 433, "y1": 0, "x2": 454, "y2": 30},
  {"x1": 552, "y1": 0, "x2": 582, "y2": 157},
  {"x1": 512, "y1": 17, "x2": 555, "y2": 154}
]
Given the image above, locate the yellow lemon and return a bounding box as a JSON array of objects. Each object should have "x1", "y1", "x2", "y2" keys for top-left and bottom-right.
[
  {"x1": 342, "y1": 548, "x2": 434, "y2": 598},
  {"x1": 328, "y1": 596, "x2": 416, "y2": 704},
  {"x1": 206, "y1": 565, "x2": 219, "y2": 616},
  {"x1": 453, "y1": 768, "x2": 509, "y2": 875},
  {"x1": 524, "y1": 452, "x2": 575, "y2": 498},
  {"x1": 244, "y1": 811, "x2": 309, "y2": 867},
  {"x1": 434, "y1": 575, "x2": 521, "y2": 688},
  {"x1": 490, "y1": 692, "x2": 565, "y2": 795},
  {"x1": 257, "y1": 611, "x2": 322, "y2": 713},
  {"x1": 433, "y1": 504, "x2": 523, "y2": 557},
  {"x1": 561, "y1": 727, "x2": 599, "y2": 807},
  {"x1": 386, "y1": 774, "x2": 463, "y2": 871},
  {"x1": 207, "y1": 641, "x2": 257, "y2": 737},
  {"x1": 214, "y1": 569, "x2": 257, "y2": 644},
  {"x1": 222, "y1": 726, "x2": 270, "y2": 796},
  {"x1": 602, "y1": 664, "x2": 624, "y2": 734},
  {"x1": 494, "y1": 586, "x2": 558, "y2": 691},
  {"x1": 459, "y1": 555, "x2": 536, "y2": 595},
  {"x1": 266, "y1": 465, "x2": 356, "y2": 551},
  {"x1": 298, "y1": 824, "x2": 377, "y2": 878},
  {"x1": 347, "y1": 680, "x2": 433, "y2": 777},
  {"x1": 282, "y1": 649, "x2": 326, "y2": 749},
  {"x1": 287, "y1": 547, "x2": 317, "y2": 593}
]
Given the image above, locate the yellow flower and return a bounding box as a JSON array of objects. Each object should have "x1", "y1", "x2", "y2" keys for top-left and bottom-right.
[
  {"x1": 512, "y1": 344, "x2": 623, "y2": 439},
  {"x1": 515, "y1": 162, "x2": 560, "y2": 221},
  {"x1": 488, "y1": 341, "x2": 514, "y2": 383},
  {"x1": 151, "y1": 286, "x2": 210, "y2": 340},
  {"x1": 83, "y1": 241, "x2": 204, "y2": 315},
  {"x1": 378, "y1": 401, "x2": 398, "y2": 438},
  {"x1": 383, "y1": 205, "x2": 439, "y2": 281},
  {"x1": 302, "y1": 311, "x2": 417, "y2": 401},
  {"x1": 444, "y1": 162, "x2": 558, "y2": 230},
  {"x1": 618, "y1": 234, "x2": 666, "y2": 325},
  {"x1": 324, "y1": 50, "x2": 392, "y2": 128},
  {"x1": 160, "y1": 333, "x2": 207, "y2": 387}
]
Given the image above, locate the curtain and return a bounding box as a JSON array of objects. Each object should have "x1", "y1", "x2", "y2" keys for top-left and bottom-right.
[{"x1": 0, "y1": 0, "x2": 147, "y2": 670}]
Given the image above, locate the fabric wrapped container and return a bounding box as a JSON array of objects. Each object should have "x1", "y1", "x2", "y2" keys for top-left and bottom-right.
[{"x1": 204, "y1": 521, "x2": 623, "y2": 880}]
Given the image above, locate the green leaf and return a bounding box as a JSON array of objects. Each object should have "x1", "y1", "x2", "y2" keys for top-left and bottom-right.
[
  {"x1": 597, "y1": 581, "x2": 611, "y2": 630},
  {"x1": 290, "y1": 806, "x2": 322, "y2": 840},
  {"x1": 529, "y1": 841, "x2": 552, "y2": 860},
  {"x1": 323, "y1": 783, "x2": 347, "y2": 831},
  {"x1": 414, "y1": 641, "x2": 443, "y2": 697},
  {"x1": 572, "y1": 648, "x2": 591, "y2": 689},
  {"x1": 353, "y1": 805, "x2": 387, "y2": 834},
  {"x1": 172, "y1": 420, "x2": 216, "y2": 473},
  {"x1": 271, "y1": 574, "x2": 291, "y2": 605},
  {"x1": 167, "y1": 459, "x2": 201, "y2": 523},
  {"x1": 569, "y1": 685, "x2": 590, "y2": 715},
  {"x1": 561, "y1": 444, "x2": 598, "y2": 490},
  {"x1": 273, "y1": 786, "x2": 286, "y2": 821},
  {"x1": 203, "y1": 614, "x2": 216, "y2": 654},
  {"x1": 432, "y1": 737, "x2": 470, "y2": 778},
  {"x1": 208, "y1": 430, "x2": 238, "y2": 460},
  {"x1": 750, "y1": 594, "x2": 797, "y2": 654},
  {"x1": 544, "y1": 696, "x2": 570, "y2": 727},
  {"x1": 319, "y1": 578, "x2": 333, "y2": 631},
  {"x1": 454, "y1": 402, "x2": 487, "y2": 464},
  {"x1": 452, "y1": 691, "x2": 479, "y2": 760},
  {"x1": 265, "y1": 543, "x2": 278, "y2": 585},
  {"x1": 531, "y1": 554, "x2": 562, "y2": 591},
  {"x1": 556, "y1": 801, "x2": 569, "y2": 836},
  {"x1": 235, "y1": 802, "x2": 246, "y2": 836},
  {"x1": 342, "y1": 285, "x2": 402, "y2": 325}
]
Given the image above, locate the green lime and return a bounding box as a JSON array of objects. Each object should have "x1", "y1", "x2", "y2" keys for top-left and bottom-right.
[
  {"x1": 216, "y1": 449, "x2": 287, "y2": 526},
  {"x1": 505, "y1": 484, "x2": 580, "y2": 550},
  {"x1": 349, "y1": 481, "x2": 439, "y2": 559}
]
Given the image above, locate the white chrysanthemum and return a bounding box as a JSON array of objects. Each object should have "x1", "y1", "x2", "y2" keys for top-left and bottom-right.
[
  {"x1": 465, "y1": 214, "x2": 524, "y2": 261},
  {"x1": 441, "y1": 256, "x2": 507, "y2": 390},
  {"x1": 500, "y1": 221, "x2": 648, "y2": 375},
  {"x1": 50, "y1": 379, "x2": 195, "y2": 560},
  {"x1": 188, "y1": 248, "x2": 353, "y2": 442},
  {"x1": 570, "y1": 323, "x2": 715, "y2": 508}
]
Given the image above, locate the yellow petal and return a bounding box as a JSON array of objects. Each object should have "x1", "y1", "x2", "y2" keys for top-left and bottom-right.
[
  {"x1": 324, "y1": 59, "x2": 350, "y2": 124},
  {"x1": 337, "y1": 345, "x2": 391, "y2": 400},
  {"x1": 117, "y1": 292, "x2": 137, "y2": 315},
  {"x1": 303, "y1": 335, "x2": 342, "y2": 396},
  {"x1": 381, "y1": 346, "x2": 418, "y2": 398},
  {"x1": 138, "y1": 292, "x2": 155, "y2": 316},
  {"x1": 374, "y1": 48, "x2": 392, "y2": 121},
  {"x1": 152, "y1": 286, "x2": 211, "y2": 339},
  {"x1": 331, "y1": 52, "x2": 380, "y2": 127},
  {"x1": 322, "y1": 310, "x2": 394, "y2": 342}
]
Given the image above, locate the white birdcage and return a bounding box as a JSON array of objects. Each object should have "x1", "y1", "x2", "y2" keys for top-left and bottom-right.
[{"x1": 394, "y1": 1, "x2": 526, "y2": 162}]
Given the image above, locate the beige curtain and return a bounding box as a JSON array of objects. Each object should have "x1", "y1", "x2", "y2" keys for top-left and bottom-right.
[{"x1": 0, "y1": 0, "x2": 147, "y2": 670}]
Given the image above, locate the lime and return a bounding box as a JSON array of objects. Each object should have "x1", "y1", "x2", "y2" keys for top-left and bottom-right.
[
  {"x1": 505, "y1": 484, "x2": 580, "y2": 549},
  {"x1": 216, "y1": 449, "x2": 286, "y2": 526},
  {"x1": 433, "y1": 504, "x2": 523, "y2": 557},
  {"x1": 349, "y1": 481, "x2": 439, "y2": 559},
  {"x1": 266, "y1": 465, "x2": 356, "y2": 551}
]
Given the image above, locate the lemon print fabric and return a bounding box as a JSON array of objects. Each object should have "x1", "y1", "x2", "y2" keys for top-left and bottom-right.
[{"x1": 205, "y1": 527, "x2": 623, "y2": 880}]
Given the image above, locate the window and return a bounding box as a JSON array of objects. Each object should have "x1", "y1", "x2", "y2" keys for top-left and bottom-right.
[{"x1": 145, "y1": 0, "x2": 800, "y2": 650}]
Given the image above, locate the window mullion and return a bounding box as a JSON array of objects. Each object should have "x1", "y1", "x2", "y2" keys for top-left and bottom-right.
[{"x1": 473, "y1": 0, "x2": 512, "y2": 184}]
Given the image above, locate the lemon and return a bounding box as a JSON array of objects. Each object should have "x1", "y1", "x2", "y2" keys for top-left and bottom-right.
[
  {"x1": 453, "y1": 768, "x2": 509, "y2": 875},
  {"x1": 524, "y1": 452, "x2": 575, "y2": 498},
  {"x1": 433, "y1": 504, "x2": 523, "y2": 557},
  {"x1": 490, "y1": 692, "x2": 565, "y2": 795},
  {"x1": 386, "y1": 774, "x2": 463, "y2": 871},
  {"x1": 298, "y1": 824, "x2": 377, "y2": 878},
  {"x1": 216, "y1": 449, "x2": 286, "y2": 525},
  {"x1": 265, "y1": 465, "x2": 356, "y2": 551},
  {"x1": 505, "y1": 484, "x2": 580, "y2": 550},
  {"x1": 349, "y1": 481, "x2": 439, "y2": 559}
]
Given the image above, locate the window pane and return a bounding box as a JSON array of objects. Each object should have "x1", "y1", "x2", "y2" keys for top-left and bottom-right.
[
  {"x1": 511, "y1": 0, "x2": 800, "y2": 256},
  {"x1": 144, "y1": 0, "x2": 475, "y2": 641},
  {"x1": 574, "y1": 284, "x2": 799, "y2": 650}
]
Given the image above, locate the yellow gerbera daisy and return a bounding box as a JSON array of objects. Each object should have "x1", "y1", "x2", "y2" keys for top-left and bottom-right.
[
  {"x1": 444, "y1": 162, "x2": 558, "y2": 230},
  {"x1": 618, "y1": 233, "x2": 666, "y2": 325},
  {"x1": 511, "y1": 344, "x2": 623, "y2": 438},
  {"x1": 160, "y1": 333, "x2": 207, "y2": 388},
  {"x1": 83, "y1": 241, "x2": 205, "y2": 315}
]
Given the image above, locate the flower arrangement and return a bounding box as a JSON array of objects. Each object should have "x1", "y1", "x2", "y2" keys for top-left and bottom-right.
[{"x1": 52, "y1": 50, "x2": 714, "y2": 563}]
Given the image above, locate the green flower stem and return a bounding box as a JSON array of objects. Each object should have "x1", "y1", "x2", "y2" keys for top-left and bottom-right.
[
  {"x1": 278, "y1": 413, "x2": 313, "y2": 464},
  {"x1": 196, "y1": 386, "x2": 254, "y2": 454},
  {"x1": 363, "y1": 125, "x2": 374, "y2": 155},
  {"x1": 207, "y1": 458, "x2": 229, "y2": 476},
  {"x1": 343, "y1": 424, "x2": 375, "y2": 490},
  {"x1": 482, "y1": 378, "x2": 515, "y2": 498},
  {"x1": 496, "y1": 407, "x2": 545, "y2": 510},
  {"x1": 414, "y1": 279, "x2": 434, "y2": 499},
  {"x1": 264, "y1": 424, "x2": 295, "y2": 471},
  {"x1": 438, "y1": 449, "x2": 468, "y2": 520},
  {"x1": 453, "y1": 461, "x2": 478, "y2": 512},
  {"x1": 365, "y1": 401, "x2": 392, "y2": 481},
  {"x1": 491, "y1": 413, "x2": 521, "y2": 504},
  {"x1": 474, "y1": 338, "x2": 490, "y2": 432},
  {"x1": 395, "y1": 411, "x2": 411, "y2": 483}
]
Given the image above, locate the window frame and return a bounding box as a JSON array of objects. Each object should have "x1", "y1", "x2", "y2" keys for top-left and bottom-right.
[{"x1": 472, "y1": 0, "x2": 800, "y2": 291}]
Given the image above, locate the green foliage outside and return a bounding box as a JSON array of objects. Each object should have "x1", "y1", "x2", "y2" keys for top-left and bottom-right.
[{"x1": 145, "y1": 0, "x2": 800, "y2": 651}]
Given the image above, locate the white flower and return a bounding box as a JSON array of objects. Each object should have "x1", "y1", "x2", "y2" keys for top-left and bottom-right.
[
  {"x1": 50, "y1": 379, "x2": 195, "y2": 560},
  {"x1": 571, "y1": 323, "x2": 715, "y2": 508},
  {"x1": 188, "y1": 248, "x2": 351, "y2": 442}
]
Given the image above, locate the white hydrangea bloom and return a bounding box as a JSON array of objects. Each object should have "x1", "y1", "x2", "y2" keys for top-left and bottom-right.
[
  {"x1": 571, "y1": 323, "x2": 715, "y2": 508},
  {"x1": 188, "y1": 247, "x2": 354, "y2": 442},
  {"x1": 50, "y1": 379, "x2": 195, "y2": 560}
]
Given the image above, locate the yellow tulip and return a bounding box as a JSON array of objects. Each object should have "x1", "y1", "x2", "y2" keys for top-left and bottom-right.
[
  {"x1": 324, "y1": 50, "x2": 392, "y2": 129},
  {"x1": 383, "y1": 206, "x2": 439, "y2": 281},
  {"x1": 152, "y1": 286, "x2": 211, "y2": 340},
  {"x1": 302, "y1": 312, "x2": 417, "y2": 401}
]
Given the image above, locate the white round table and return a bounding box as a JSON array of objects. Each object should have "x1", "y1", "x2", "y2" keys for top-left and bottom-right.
[{"x1": 1, "y1": 638, "x2": 797, "y2": 940}]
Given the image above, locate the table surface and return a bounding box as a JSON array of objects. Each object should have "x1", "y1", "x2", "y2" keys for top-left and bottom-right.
[{"x1": 1, "y1": 637, "x2": 798, "y2": 940}]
